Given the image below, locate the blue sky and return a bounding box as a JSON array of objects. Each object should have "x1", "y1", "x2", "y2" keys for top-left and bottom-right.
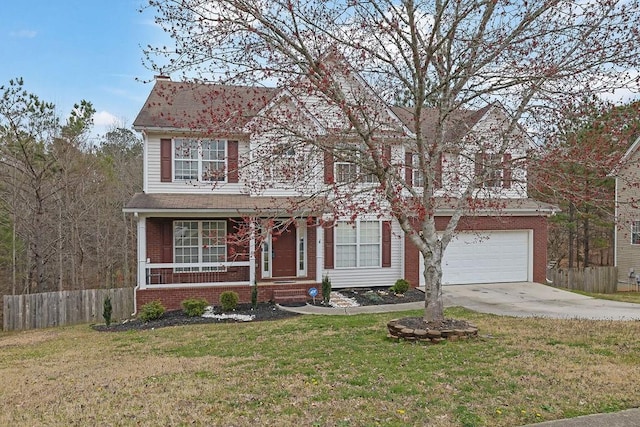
[{"x1": 0, "y1": 0, "x2": 164, "y2": 138}]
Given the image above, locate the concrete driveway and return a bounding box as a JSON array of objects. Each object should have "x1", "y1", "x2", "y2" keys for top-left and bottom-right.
[{"x1": 442, "y1": 282, "x2": 640, "y2": 320}]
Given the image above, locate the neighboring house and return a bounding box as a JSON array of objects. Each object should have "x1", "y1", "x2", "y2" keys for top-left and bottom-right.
[
  {"x1": 613, "y1": 136, "x2": 640, "y2": 285},
  {"x1": 124, "y1": 73, "x2": 556, "y2": 311}
]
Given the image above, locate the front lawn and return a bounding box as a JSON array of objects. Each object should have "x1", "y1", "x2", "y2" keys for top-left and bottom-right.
[
  {"x1": 1, "y1": 308, "x2": 639, "y2": 426},
  {"x1": 573, "y1": 290, "x2": 640, "y2": 304}
]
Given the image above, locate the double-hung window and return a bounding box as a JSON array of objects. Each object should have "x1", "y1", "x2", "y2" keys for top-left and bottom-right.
[
  {"x1": 174, "y1": 139, "x2": 226, "y2": 182},
  {"x1": 269, "y1": 143, "x2": 297, "y2": 182},
  {"x1": 334, "y1": 144, "x2": 378, "y2": 184},
  {"x1": 475, "y1": 153, "x2": 503, "y2": 188},
  {"x1": 174, "y1": 220, "x2": 227, "y2": 271},
  {"x1": 632, "y1": 221, "x2": 640, "y2": 245},
  {"x1": 412, "y1": 153, "x2": 424, "y2": 187},
  {"x1": 335, "y1": 159, "x2": 359, "y2": 183},
  {"x1": 335, "y1": 220, "x2": 381, "y2": 268}
]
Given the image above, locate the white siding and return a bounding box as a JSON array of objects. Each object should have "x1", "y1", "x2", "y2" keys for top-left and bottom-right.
[
  {"x1": 322, "y1": 219, "x2": 403, "y2": 288},
  {"x1": 615, "y1": 145, "x2": 640, "y2": 282},
  {"x1": 145, "y1": 133, "x2": 248, "y2": 194}
]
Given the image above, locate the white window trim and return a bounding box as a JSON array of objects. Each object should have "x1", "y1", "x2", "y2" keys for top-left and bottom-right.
[
  {"x1": 334, "y1": 220, "x2": 382, "y2": 269},
  {"x1": 334, "y1": 145, "x2": 377, "y2": 184},
  {"x1": 412, "y1": 153, "x2": 424, "y2": 188},
  {"x1": 267, "y1": 143, "x2": 298, "y2": 183},
  {"x1": 173, "y1": 138, "x2": 227, "y2": 183},
  {"x1": 479, "y1": 153, "x2": 504, "y2": 188},
  {"x1": 261, "y1": 238, "x2": 271, "y2": 278},
  {"x1": 173, "y1": 220, "x2": 227, "y2": 272},
  {"x1": 296, "y1": 220, "x2": 307, "y2": 276}
]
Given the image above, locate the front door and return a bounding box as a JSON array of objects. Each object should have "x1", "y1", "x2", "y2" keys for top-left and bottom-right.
[{"x1": 271, "y1": 224, "x2": 297, "y2": 277}]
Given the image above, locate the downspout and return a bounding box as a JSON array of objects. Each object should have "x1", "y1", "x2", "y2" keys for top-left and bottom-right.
[{"x1": 131, "y1": 211, "x2": 141, "y2": 316}]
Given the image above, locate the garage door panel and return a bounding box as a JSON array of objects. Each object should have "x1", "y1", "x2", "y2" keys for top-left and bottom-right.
[{"x1": 420, "y1": 231, "x2": 530, "y2": 285}]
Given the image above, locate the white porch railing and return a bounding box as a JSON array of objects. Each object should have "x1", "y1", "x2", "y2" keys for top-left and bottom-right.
[{"x1": 145, "y1": 261, "x2": 251, "y2": 286}]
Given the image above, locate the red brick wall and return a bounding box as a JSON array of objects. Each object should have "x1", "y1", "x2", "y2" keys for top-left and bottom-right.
[
  {"x1": 146, "y1": 218, "x2": 164, "y2": 263},
  {"x1": 404, "y1": 233, "x2": 421, "y2": 287},
  {"x1": 136, "y1": 282, "x2": 320, "y2": 311},
  {"x1": 404, "y1": 215, "x2": 549, "y2": 286}
]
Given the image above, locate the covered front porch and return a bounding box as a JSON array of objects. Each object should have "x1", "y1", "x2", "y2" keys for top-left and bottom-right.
[{"x1": 124, "y1": 193, "x2": 326, "y2": 309}]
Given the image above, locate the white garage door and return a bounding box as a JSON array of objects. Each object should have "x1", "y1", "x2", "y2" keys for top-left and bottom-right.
[{"x1": 419, "y1": 231, "x2": 531, "y2": 285}]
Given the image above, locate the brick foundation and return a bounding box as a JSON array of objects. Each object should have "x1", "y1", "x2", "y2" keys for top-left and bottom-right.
[{"x1": 136, "y1": 282, "x2": 320, "y2": 311}]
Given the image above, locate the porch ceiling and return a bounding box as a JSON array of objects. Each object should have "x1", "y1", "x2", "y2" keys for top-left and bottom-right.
[{"x1": 123, "y1": 192, "x2": 328, "y2": 215}]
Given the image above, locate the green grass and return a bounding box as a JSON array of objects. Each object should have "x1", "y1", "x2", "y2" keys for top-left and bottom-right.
[
  {"x1": 1, "y1": 308, "x2": 639, "y2": 426},
  {"x1": 571, "y1": 290, "x2": 640, "y2": 304}
]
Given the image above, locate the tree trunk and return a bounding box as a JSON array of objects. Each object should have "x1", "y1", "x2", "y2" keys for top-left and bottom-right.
[
  {"x1": 568, "y1": 202, "x2": 575, "y2": 268},
  {"x1": 583, "y1": 214, "x2": 590, "y2": 268},
  {"x1": 422, "y1": 246, "x2": 444, "y2": 322}
]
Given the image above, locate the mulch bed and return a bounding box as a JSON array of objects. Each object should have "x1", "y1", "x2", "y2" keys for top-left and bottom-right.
[
  {"x1": 92, "y1": 287, "x2": 425, "y2": 332},
  {"x1": 335, "y1": 287, "x2": 425, "y2": 306}
]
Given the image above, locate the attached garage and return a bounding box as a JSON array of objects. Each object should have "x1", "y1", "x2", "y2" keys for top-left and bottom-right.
[{"x1": 419, "y1": 230, "x2": 532, "y2": 286}]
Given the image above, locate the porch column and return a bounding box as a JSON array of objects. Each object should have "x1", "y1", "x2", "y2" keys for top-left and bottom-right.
[
  {"x1": 249, "y1": 218, "x2": 256, "y2": 284},
  {"x1": 316, "y1": 223, "x2": 324, "y2": 283},
  {"x1": 137, "y1": 214, "x2": 147, "y2": 288}
]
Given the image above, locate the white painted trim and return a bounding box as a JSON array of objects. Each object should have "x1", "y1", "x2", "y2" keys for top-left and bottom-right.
[
  {"x1": 316, "y1": 223, "x2": 324, "y2": 283},
  {"x1": 142, "y1": 281, "x2": 250, "y2": 289},
  {"x1": 137, "y1": 215, "x2": 147, "y2": 289},
  {"x1": 142, "y1": 131, "x2": 149, "y2": 193},
  {"x1": 614, "y1": 176, "x2": 618, "y2": 267},
  {"x1": 249, "y1": 220, "x2": 256, "y2": 284},
  {"x1": 261, "y1": 233, "x2": 271, "y2": 279},
  {"x1": 528, "y1": 229, "x2": 534, "y2": 282},
  {"x1": 296, "y1": 220, "x2": 308, "y2": 277}
]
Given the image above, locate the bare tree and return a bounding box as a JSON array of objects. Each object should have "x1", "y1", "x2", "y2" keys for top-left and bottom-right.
[
  {"x1": 145, "y1": 0, "x2": 640, "y2": 321},
  {"x1": 0, "y1": 80, "x2": 141, "y2": 295}
]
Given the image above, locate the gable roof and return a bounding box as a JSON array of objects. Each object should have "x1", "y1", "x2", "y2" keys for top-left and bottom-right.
[
  {"x1": 390, "y1": 104, "x2": 493, "y2": 142},
  {"x1": 133, "y1": 79, "x2": 278, "y2": 132},
  {"x1": 133, "y1": 77, "x2": 497, "y2": 143},
  {"x1": 611, "y1": 135, "x2": 640, "y2": 177}
]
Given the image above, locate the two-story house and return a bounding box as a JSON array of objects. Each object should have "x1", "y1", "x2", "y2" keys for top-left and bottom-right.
[
  {"x1": 613, "y1": 135, "x2": 640, "y2": 288},
  {"x1": 124, "y1": 73, "x2": 556, "y2": 311}
]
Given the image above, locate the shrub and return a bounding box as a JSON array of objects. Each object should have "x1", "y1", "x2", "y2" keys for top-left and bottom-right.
[
  {"x1": 103, "y1": 296, "x2": 112, "y2": 327},
  {"x1": 139, "y1": 300, "x2": 165, "y2": 322},
  {"x1": 364, "y1": 291, "x2": 384, "y2": 304},
  {"x1": 251, "y1": 282, "x2": 258, "y2": 309},
  {"x1": 181, "y1": 298, "x2": 208, "y2": 317},
  {"x1": 220, "y1": 291, "x2": 239, "y2": 312},
  {"x1": 322, "y1": 274, "x2": 332, "y2": 305},
  {"x1": 390, "y1": 279, "x2": 410, "y2": 295}
]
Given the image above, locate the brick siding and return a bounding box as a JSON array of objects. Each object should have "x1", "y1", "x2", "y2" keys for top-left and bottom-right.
[{"x1": 136, "y1": 282, "x2": 320, "y2": 311}]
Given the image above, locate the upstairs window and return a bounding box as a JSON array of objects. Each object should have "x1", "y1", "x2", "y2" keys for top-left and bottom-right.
[
  {"x1": 267, "y1": 143, "x2": 300, "y2": 182},
  {"x1": 406, "y1": 151, "x2": 442, "y2": 188},
  {"x1": 475, "y1": 152, "x2": 511, "y2": 189},
  {"x1": 335, "y1": 161, "x2": 358, "y2": 183},
  {"x1": 412, "y1": 154, "x2": 424, "y2": 187},
  {"x1": 334, "y1": 145, "x2": 378, "y2": 184},
  {"x1": 174, "y1": 139, "x2": 226, "y2": 182}
]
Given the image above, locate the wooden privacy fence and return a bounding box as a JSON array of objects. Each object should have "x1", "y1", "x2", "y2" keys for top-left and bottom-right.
[
  {"x1": 3, "y1": 287, "x2": 134, "y2": 332},
  {"x1": 547, "y1": 266, "x2": 618, "y2": 294}
]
